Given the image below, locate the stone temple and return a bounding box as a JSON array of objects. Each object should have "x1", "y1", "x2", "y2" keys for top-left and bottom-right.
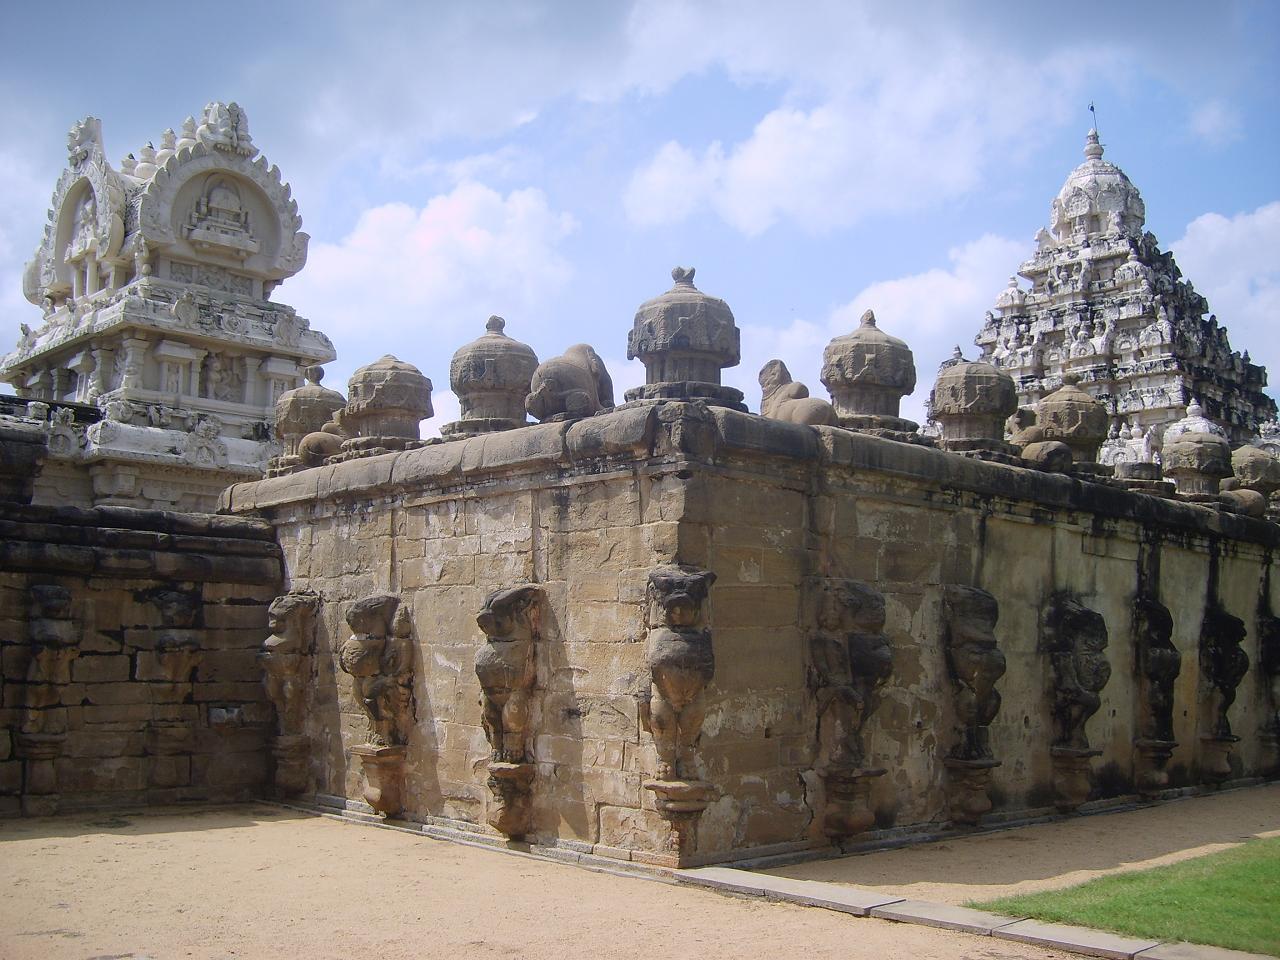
[
  {"x1": 974, "y1": 130, "x2": 1275, "y2": 451},
  {"x1": 1, "y1": 107, "x2": 1277, "y2": 873},
  {"x1": 0, "y1": 104, "x2": 334, "y2": 511}
]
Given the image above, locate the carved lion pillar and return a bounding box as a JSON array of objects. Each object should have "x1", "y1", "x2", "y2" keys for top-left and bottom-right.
[
  {"x1": 808, "y1": 578, "x2": 893, "y2": 841},
  {"x1": 474, "y1": 585, "x2": 544, "y2": 838},
  {"x1": 1132, "y1": 596, "x2": 1181, "y2": 798},
  {"x1": 638, "y1": 566, "x2": 719, "y2": 863},
  {"x1": 1199, "y1": 605, "x2": 1249, "y2": 783},
  {"x1": 260, "y1": 592, "x2": 320, "y2": 796},
  {"x1": 17, "y1": 585, "x2": 78, "y2": 816},
  {"x1": 338, "y1": 594, "x2": 414, "y2": 816},
  {"x1": 1044, "y1": 595, "x2": 1112, "y2": 812},
  {"x1": 941, "y1": 585, "x2": 1006, "y2": 825}
]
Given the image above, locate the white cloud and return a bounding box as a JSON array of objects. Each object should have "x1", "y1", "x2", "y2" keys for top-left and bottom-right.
[
  {"x1": 282, "y1": 180, "x2": 578, "y2": 436},
  {"x1": 725, "y1": 234, "x2": 1030, "y2": 422},
  {"x1": 1187, "y1": 100, "x2": 1243, "y2": 145},
  {"x1": 0, "y1": 145, "x2": 53, "y2": 337},
  {"x1": 1172, "y1": 201, "x2": 1280, "y2": 382}
]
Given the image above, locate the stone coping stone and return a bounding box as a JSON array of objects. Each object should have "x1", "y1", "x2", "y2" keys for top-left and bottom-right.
[
  {"x1": 681, "y1": 867, "x2": 904, "y2": 916},
  {"x1": 221, "y1": 404, "x2": 1280, "y2": 549},
  {"x1": 995, "y1": 918, "x2": 1163, "y2": 959},
  {"x1": 868, "y1": 899, "x2": 1022, "y2": 934},
  {"x1": 1135, "y1": 944, "x2": 1277, "y2": 960}
]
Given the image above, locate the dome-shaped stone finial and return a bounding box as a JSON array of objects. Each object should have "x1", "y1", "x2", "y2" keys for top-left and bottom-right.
[
  {"x1": 442, "y1": 315, "x2": 540, "y2": 437},
  {"x1": 820, "y1": 307, "x2": 918, "y2": 437},
  {"x1": 270, "y1": 364, "x2": 346, "y2": 474},
  {"x1": 625, "y1": 266, "x2": 744, "y2": 409},
  {"x1": 994, "y1": 276, "x2": 1026, "y2": 315},
  {"x1": 1164, "y1": 398, "x2": 1226, "y2": 444},
  {"x1": 336, "y1": 355, "x2": 433, "y2": 457},
  {"x1": 1033, "y1": 376, "x2": 1109, "y2": 463},
  {"x1": 1084, "y1": 128, "x2": 1104, "y2": 160},
  {"x1": 930, "y1": 355, "x2": 1019, "y2": 458}
]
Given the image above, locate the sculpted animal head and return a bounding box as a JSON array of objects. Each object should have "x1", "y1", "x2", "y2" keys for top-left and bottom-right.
[
  {"x1": 476, "y1": 585, "x2": 542, "y2": 640},
  {"x1": 758, "y1": 359, "x2": 792, "y2": 399}
]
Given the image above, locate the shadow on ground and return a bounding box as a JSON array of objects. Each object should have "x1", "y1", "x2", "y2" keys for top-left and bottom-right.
[{"x1": 0, "y1": 802, "x2": 311, "y2": 842}]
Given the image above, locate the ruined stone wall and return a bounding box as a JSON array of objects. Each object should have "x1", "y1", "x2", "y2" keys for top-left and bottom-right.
[
  {"x1": 0, "y1": 504, "x2": 282, "y2": 815},
  {"x1": 224, "y1": 403, "x2": 1278, "y2": 865}
]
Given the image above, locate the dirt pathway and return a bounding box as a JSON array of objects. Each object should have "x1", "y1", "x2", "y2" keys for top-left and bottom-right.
[
  {"x1": 766, "y1": 783, "x2": 1280, "y2": 906},
  {"x1": 0, "y1": 804, "x2": 1071, "y2": 960}
]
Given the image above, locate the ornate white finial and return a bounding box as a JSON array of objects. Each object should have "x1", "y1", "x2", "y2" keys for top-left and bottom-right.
[
  {"x1": 952, "y1": 345, "x2": 963, "y2": 360},
  {"x1": 134, "y1": 142, "x2": 158, "y2": 179},
  {"x1": 486, "y1": 315, "x2": 506, "y2": 334},
  {"x1": 1084, "y1": 128, "x2": 1104, "y2": 160},
  {"x1": 177, "y1": 116, "x2": 198, "y2": 151},
  {"x1": 1187, "y1": 397, "x2": 1203, "y2": 418}
]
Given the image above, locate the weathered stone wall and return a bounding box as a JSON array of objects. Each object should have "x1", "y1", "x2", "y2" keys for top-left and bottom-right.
[
  {"x1": 0, "y1": 504, "x2": 282, "y2": 815},
  {"x1": 224, "y1": 403, "x2": 1279, "y2": 865}
]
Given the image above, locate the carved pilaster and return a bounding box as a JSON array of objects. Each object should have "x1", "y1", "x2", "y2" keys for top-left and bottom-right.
[
  {"x1": 808, "y1": 578, "x2": 893, "y2": 840},
  {"x1": 338, "y1": 594, "x2": 414, "y2": 815},
  {"x1": 638, "y1": 566, "x2": 719, "y2": 862},
  {"x1": 260, "y1": 591, "x2": 320, "y2": 795},
  {"x1": 1044, "y1": 595, "x2": 1111, "y2": 812},
  {"x1": 19, "y1": 584, "x2": 78, "y2": 815},
  {"x1": 1199, "y1": 605, "x2": 1249, "y2": 782},
  {"x1": 941, "y1": 585, "x2": 1006, "y2": 825},
  {"x1": 1132, "y1": 596, "x2": 1181, "y2": 797},
  {"x1": 474, "y1": 584, "x2": 543, "y2": 838}
]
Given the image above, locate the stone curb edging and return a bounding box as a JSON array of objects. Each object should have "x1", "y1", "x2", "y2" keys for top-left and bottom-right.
[
  {"x1": 263, "y1": 801, "x2": 1271, "y2": 960},
  {"x1": 676, "y1": 867, "x2": 1273, "y2": 960}
]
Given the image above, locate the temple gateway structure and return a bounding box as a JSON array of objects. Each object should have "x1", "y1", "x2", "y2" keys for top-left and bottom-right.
[
  {"x1": 1, "y1": 110, "x2": 1277, "y2": 871},
  {"x1": 0, "y1": 104, "x2": 334, "y2": 511},
  {"x1": 974, "y1": 130, "x2": 1275, "y2": 452}
]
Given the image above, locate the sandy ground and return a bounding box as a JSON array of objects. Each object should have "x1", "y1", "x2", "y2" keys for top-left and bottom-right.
[
  {"x1": 0, "y1": 804, "x2": 1074, "y2": 960},
  {"x1": 767, "y1": 782, "x2": 1280, "y2": 905}
]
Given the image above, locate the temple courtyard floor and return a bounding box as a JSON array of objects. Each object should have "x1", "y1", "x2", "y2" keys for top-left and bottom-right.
[{"x1": 0, "y1": 784, "x2": 1275, "y2": 960}]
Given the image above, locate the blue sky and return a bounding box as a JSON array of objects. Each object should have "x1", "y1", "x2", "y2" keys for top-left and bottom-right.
[{"x1": 2, "y1": 0, "x2": 1277, "y2": 432}]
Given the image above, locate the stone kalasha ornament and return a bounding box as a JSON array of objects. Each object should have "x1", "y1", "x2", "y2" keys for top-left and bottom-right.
[
  {"x1": 820, "y1": 310, "x2": 919, "y2": 436},
  {"x1": 269, "y1": 366, "x2": 345, "y2": 476},
  {"x1": 1033, "y1": 375, "x2": 1110, "y2": 467},
  {"x1": 1223, "y1": 445, "x2": 1280, "y2": 519},
  {"x1": 974, "y1": 130, "x2": 1274, "y2": 447},
  {"x1": 17, "y1": 584, "x2": 77, "y2": 815},
  {"x1": 1198, "y1": 604, "x2": 1249, "y2": 783},
  {"x1": 638, "y1": 566, "x2": 719, "y2": 861},
  {"x1": 260, "y1": 591, "x2": 320, "y2": 795},
  {"x1": 337, "y1": 356, "x2": 432, "y2": 458},
  {"x1": 808, "y1": 579, "x2": 893, "y2": 840},
  {"x1": 524, "y1": 344, "x2": 614, "y2": 422},
  {"x1": 930, "y1": 349, "x2": 1019, "y2": 460},
  {"x1": 2, "y1": 104, "x2": 336, "y2": 512},
  {"x1": 338, "y1": 594, "x2": 414, "y2": 815},
  {"x1": 625, "y1": 267, "x2": 744, "y2": 410},
  {"x1": 1132, "y1": 595, "x2": 1181, "y2": 798},
  {"x1": 1161, "y1": 401, "x2": 1233, "y2": 502},
  {"x1": 758, "y1": 360, "x2": 837, "y2": 426},
  {"x1": 474, "y1": 584, "x2": 544, "y2": 837},
  {"x1": 1007, "y1": 407, "x2": 1074, "y2": 474},
  {"x1": 941, "y1": 585, "x2": 1006, "y2": 825},
  {"x1": 443, "y1": 316, "x2": 540, "y2": 436},
  {"x1": 1044, "y1": 596, "x2": 1111, "y2": 811}
]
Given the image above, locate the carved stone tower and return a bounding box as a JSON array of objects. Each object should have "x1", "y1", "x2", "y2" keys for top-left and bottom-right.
[
  {"x1": 0, "y1": 104, "x2": 335, "y2": 510},
  {"x1": 974, "y1": 130, "x2": 1274, "y2": 445}
]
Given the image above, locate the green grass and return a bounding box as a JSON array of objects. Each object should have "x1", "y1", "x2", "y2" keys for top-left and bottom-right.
[{"x1": 967, "y1": 836, "x2": 1280, "y2": 957}]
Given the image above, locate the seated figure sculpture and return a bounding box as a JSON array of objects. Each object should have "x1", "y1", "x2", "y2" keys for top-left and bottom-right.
[
  {"x1": 758, "y1": 359, "x2": 838, "y2": 426},
  {"x1": 474, "y1": 585, "x2": 543, "y2": 763},
  {"x1": 525, "y1": 344, "x2": 614, "y2": 422}
]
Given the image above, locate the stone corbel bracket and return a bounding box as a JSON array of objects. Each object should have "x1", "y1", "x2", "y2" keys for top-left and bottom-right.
[
  {"x1": 941, "y1": 585, "x2": 1006, "y2": 826},
  {"x1": 1132, "y1": 595, "x2": 1181, "y2": 797},
  {"x1": 1043, "y1": 594, "x2": 1112, "y2": 813},
  {"x1": 807, "y1": 577, "x2": 893, "y2": 841},
  {"x1": 338, "y1": 593, "x2": 414, "y2": 816},
  {"x1": 1199, "y1": 604, "x2": 1249, "y2": 782},
  {"x1": 638, "y1": 565, "x2": 719, "y2": 863},
  {"x1": 474, "y1": 584, "x2": 544, "y2": 838},
  {"x1": 260, "y1": 590, "x2": 320, "y2": 796}
]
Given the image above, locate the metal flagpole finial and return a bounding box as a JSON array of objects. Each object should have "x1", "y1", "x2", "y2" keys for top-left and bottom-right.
[{"x1": 1089, "y1": 101, "x2": 1099, "y2": 135}]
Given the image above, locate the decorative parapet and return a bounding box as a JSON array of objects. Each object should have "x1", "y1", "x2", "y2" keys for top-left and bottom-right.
[
  {"x1": 808, "y1": 578, "x2": 893, "y2": 840},
  {"x1": 474, "y1": 584, "x2": 544, "y2": 838}
]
